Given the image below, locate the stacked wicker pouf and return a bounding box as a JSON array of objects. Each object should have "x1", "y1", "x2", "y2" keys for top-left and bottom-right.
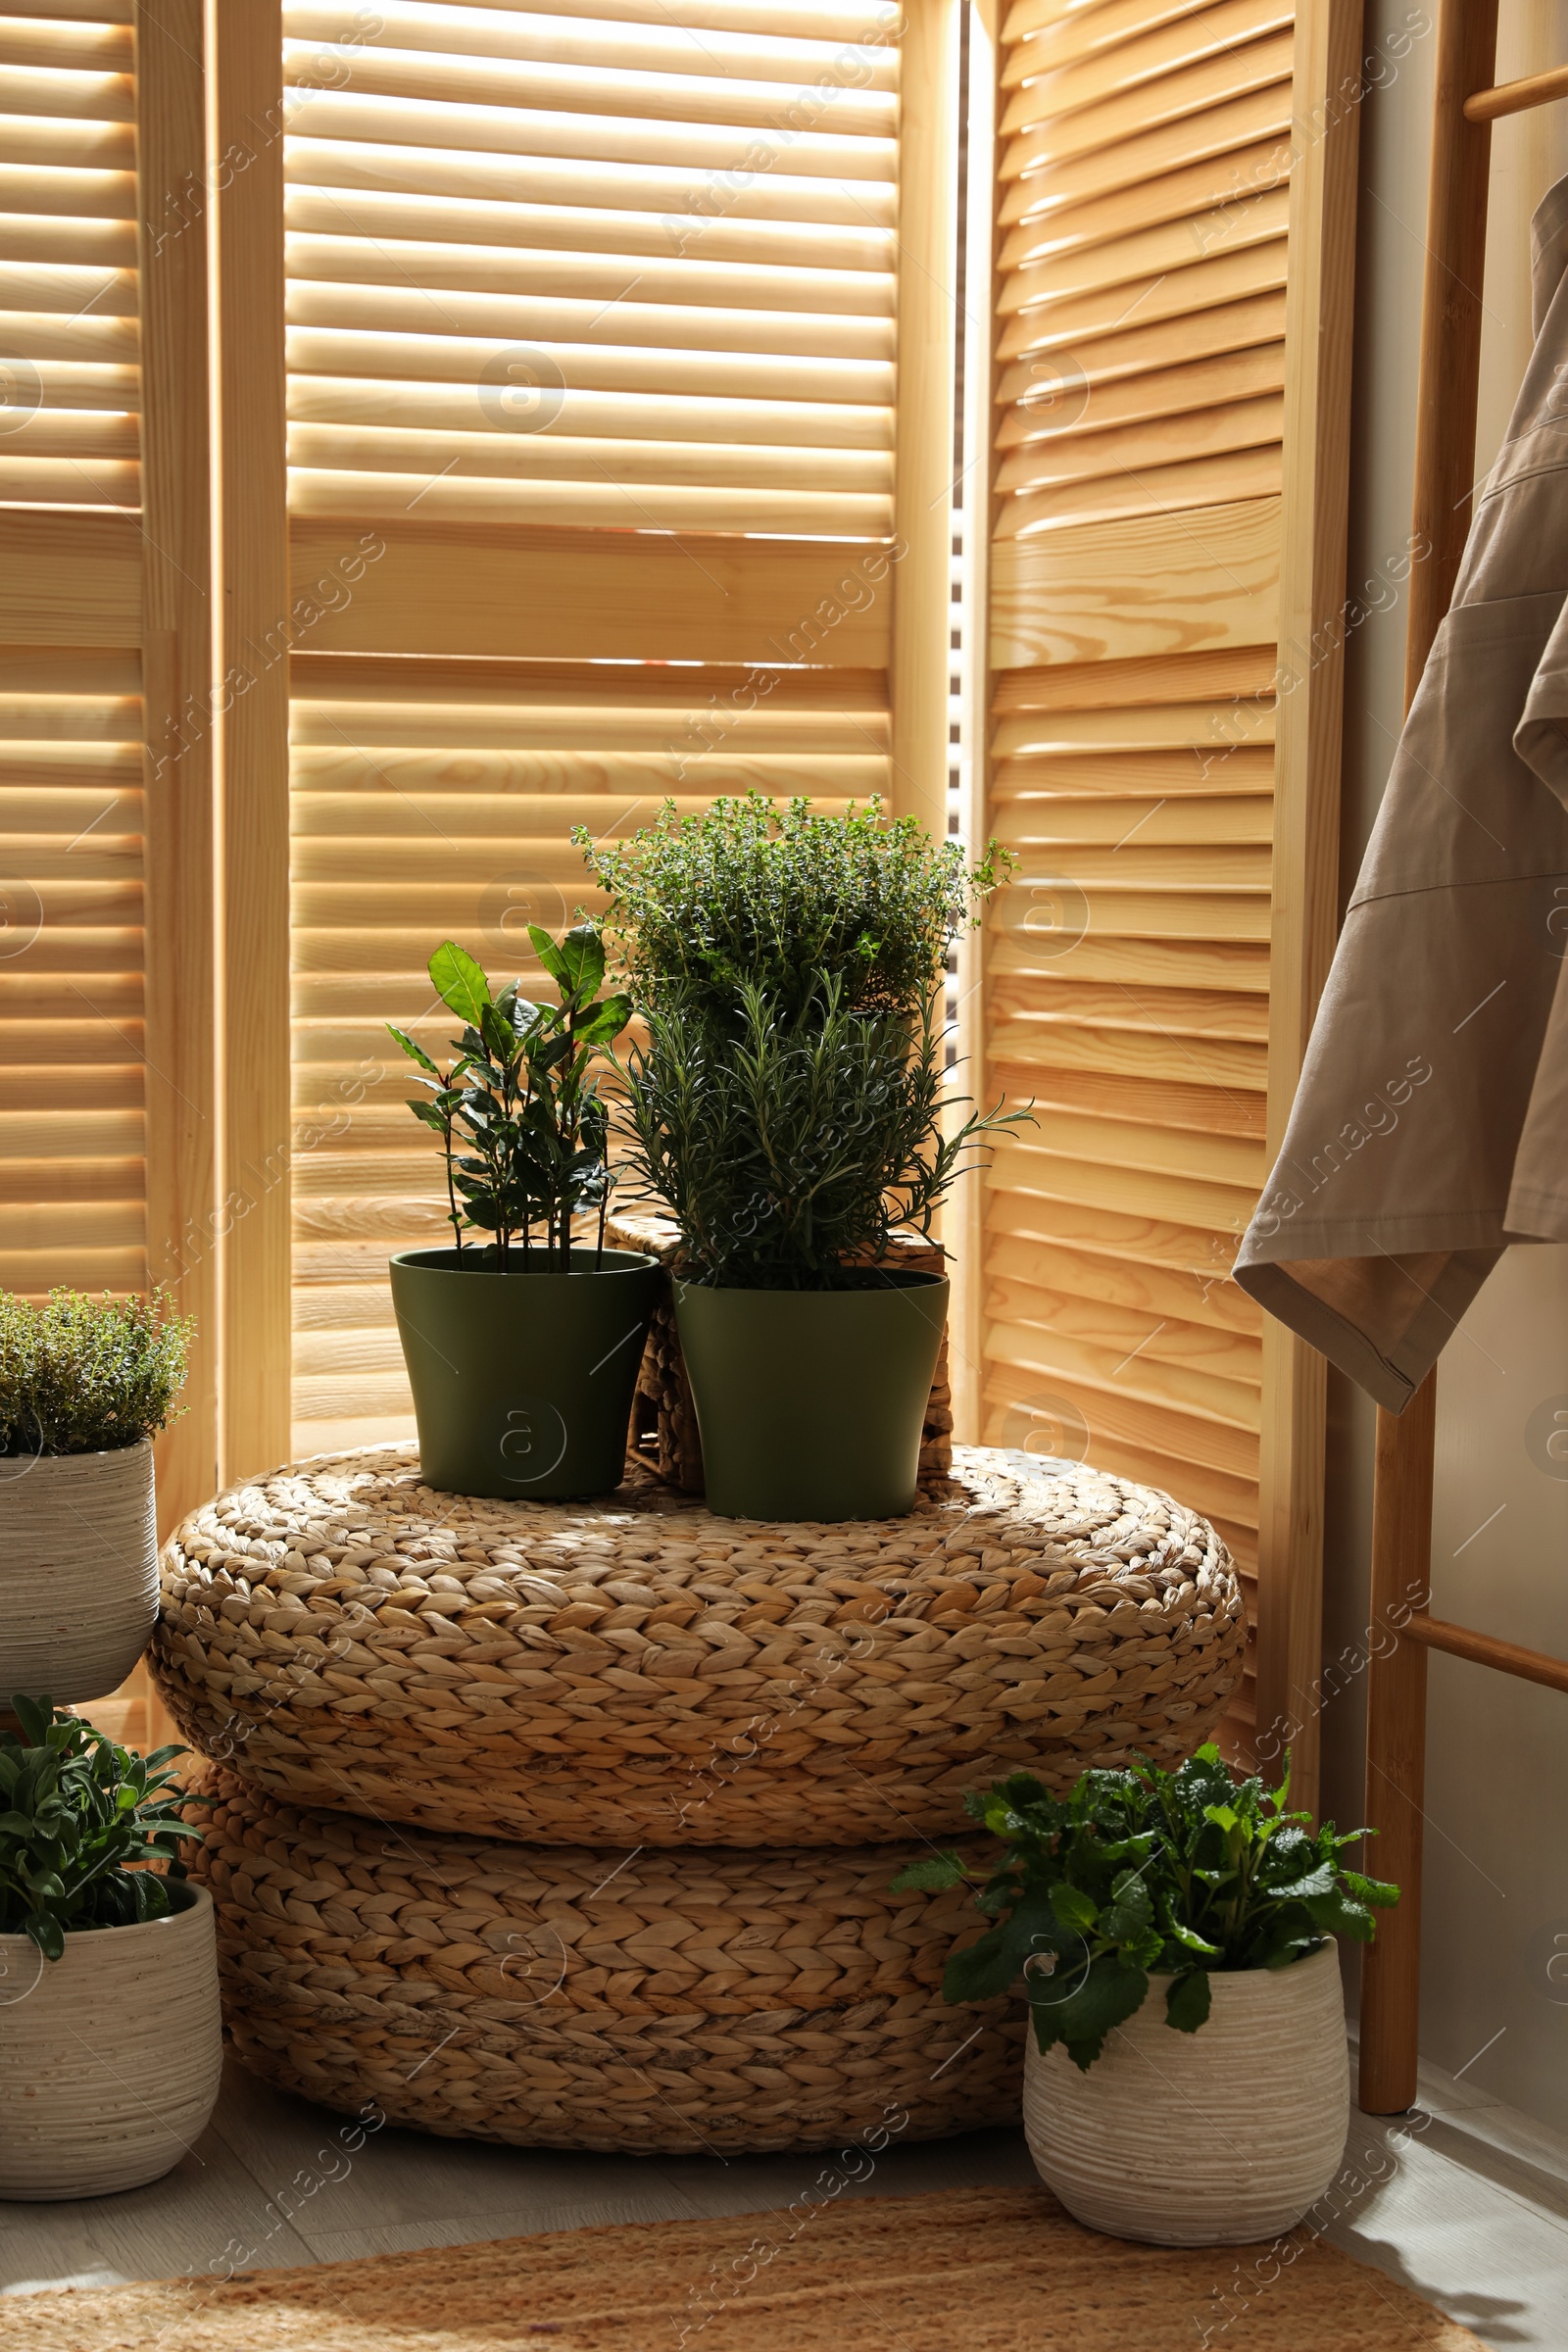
[{"x1": 152, "y1": 1446, "x2": 1246, "y2": 2153}]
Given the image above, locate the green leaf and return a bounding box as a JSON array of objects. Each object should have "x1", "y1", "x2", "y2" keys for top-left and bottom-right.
[
  {"x1": 387, "y1": 1024, "x2": 439, "y2": 1075},
  {"x1": 528, "y1": 925, "x2": 570, "y2": 990},
  {"x1": 1101, "y1": 1869, "x2": 1152, "y2": 1940},
  {"x1": 1049, "y1": 1880, "x2": 1098, "y2": 1936},
  {"x1": 1270, "y1": 1862, "x2": 1337, "y2": 1902},
  {"x1": 478, "y1": 1001, "x2": 519, "y2": 1065},
  {"x1": 10, "y1": 1694, "x2": 49, "y2": 1746},
  {"x1": 1164, "y1": 1968, "x2": 1212, "y2": 2034},
  {"x1": 1053, "y1": 1955, "x2": 1150, "y2": 2070},
  {"x1": 1164, "y1": 1918, "x2": 1221, "y2": 1956},
  {"x1": 428, "y1": 940, "x2": 491, "y2": 1029},
  {"x1": 534, "y1": 920, "x2": 606, "y2": 1006},
  {"x1": 26, "y1": 1914, "x2": 64, "y2": 1963},
  {"x1": 574, "y1": 993, "x2": 632, "y2": 1047},
  {"x1": 889, "y1": 1851, "x2": 971, "y2": 1893},
  {"x1": 1341, "y1": 1869, "x2": 1399, "y2": 1909},
  {"x1": 944, "y1": 1893, "x2": 1060, "y2": 2005},
  {"x1": 1303, "y1": 1890, "x2": 1376, "y2": 1942}
]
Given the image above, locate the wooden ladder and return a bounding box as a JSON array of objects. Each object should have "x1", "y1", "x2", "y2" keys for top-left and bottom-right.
[{"x1": 1358, "y1": 0, "x2": 1568, "y2": 2116}]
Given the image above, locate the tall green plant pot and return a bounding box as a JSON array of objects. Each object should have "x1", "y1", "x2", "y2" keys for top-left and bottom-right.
[
  {"x1": 674, "y1": 1272, "x2": 949, "y2": 1521},
  {"x1": 389, "y1": 1248, "x2": 661, "y2": 1500}
]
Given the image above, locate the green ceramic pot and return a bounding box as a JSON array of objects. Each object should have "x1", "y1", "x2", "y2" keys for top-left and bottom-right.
[
  {"x1": 674, "y1": 1271, "x2": 950, "y2": 1522},
  {"x1": 389, "y1": 1247, "x2": 662, "y2": 1500}
]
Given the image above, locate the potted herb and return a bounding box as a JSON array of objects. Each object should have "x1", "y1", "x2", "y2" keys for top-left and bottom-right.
[
  {"x1": 387, "y1": 924, "x2": 662, "y2": 1498},
  {"x1": 0, "y1": 1697, "x2": 220, "y2": 2198},
  {"x1": 582, "y1": 796, "x2": 1031, "y2": 1520},
  {"x1": 894, "y1": 1744, "x2": 1398, "y2": 2245},
  {"x1": 0, "y1": 1287, "x2": 191, "y2": 1703}
]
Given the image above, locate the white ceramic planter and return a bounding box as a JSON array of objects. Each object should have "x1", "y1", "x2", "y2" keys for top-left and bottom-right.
[
  {"x1": 0, "y1": 1439, "x2": 158, "y2": 1704},
  {"x1": 1022, "y1": 1941, "x2": 1348, "y2": 2245},
  {"x1": 0, "y1": 1881, "x2": 222, "y2": 2198}
]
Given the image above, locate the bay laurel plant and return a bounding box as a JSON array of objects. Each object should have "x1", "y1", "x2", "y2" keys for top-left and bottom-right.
[
  {"x1": 579, "y1": 796, "x2": 1034, "y2": 1289},
  {"x1": 892, "y1": 1744, "x2": 1397, "y2": 2071},
  {"x1": 0, "y1": 1697, "x2": 207, "y2": 1959},
  {"x1": 0, "y1": 1287, "x2": 191, "y2": 1457},
  {"x1": 389, "y1": 925, "x2": 630, "y2": 1268}
]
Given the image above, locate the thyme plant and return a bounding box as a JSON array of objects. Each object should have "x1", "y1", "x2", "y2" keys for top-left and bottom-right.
[
  {"x1": 579, "y1": 793, "x2": 1006, "y2": 1024},
  {"x1": 0, "y1": 1288, "x2": 191, "y2": 1456}
]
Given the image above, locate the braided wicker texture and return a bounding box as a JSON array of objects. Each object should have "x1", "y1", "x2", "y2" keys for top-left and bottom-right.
[
  {"x1": 185, "y1": 1765, "x2": 1022, "y2": 2154},
  {"x1": 610, "y1": 1208, "x2": 954, "y2": 1490},
  {"x1": 152, "y1": 1446, "x2": 1245, "y2": 1848}
]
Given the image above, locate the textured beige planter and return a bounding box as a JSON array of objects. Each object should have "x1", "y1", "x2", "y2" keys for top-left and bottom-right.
[
  {"x1": 0, "y1": 1440, "x2": 158, "y2": 1704},
  {"x1": 0, "y1": 1882, "x2": 222, "y2": 2198},
  {"x1": 1022, "y1": 1941, "x2": 1348, "y2": 2245}
]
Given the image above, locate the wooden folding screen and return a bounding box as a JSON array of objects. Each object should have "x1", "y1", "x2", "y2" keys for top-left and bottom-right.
[
  {"x1": 0, "y1": 0, "x2": 213, "y2": 1548},
  {"x1": 202, "y1": 0, "x2": 958, "y2": 1471},
  {"x1": 2, "y1": 2, "x2": 1354, "y2": 1792},
  {"x1": 965, "y1": 0, "x2": 1361, "y2": 1795}
]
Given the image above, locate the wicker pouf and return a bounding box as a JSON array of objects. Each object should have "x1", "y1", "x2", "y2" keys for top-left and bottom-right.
[
  {"x1": 152, "y1": 1446, "x2": 1246, "y2": 1848},
  {"x1": 184, "y1": 1764, "x2": 1021, "y2": 2154}
]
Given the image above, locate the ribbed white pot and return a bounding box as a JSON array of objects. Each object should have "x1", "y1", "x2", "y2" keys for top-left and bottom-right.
[
  {"x1": 1022, "y1": 1941, "x2": 1348, "y2": 2245},
  {"x1": 0, "y1": 1882, "x2": 222, "y2": 2198},
  {"x1": 0, "y1": 1439, "x2": 158, "y2": 1704}
]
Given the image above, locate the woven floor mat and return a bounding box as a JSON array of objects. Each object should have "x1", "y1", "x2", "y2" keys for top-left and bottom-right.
[{"x1": 11, "y1": 2184, "x2": 1485, "y2": 2352}]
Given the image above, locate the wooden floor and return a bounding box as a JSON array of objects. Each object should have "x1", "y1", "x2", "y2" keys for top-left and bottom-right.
[{"x1": 2, "y1": 2045, "x2": 1565, "y2": 2349}]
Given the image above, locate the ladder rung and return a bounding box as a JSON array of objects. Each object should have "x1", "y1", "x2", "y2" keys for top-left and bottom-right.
[
  {"x1": 1464, "y1": 62, "x2": 1568, "y2": 123},
  {"x1": 1401, "y1": 1610, "x2": 1568, "y2": 1692}
]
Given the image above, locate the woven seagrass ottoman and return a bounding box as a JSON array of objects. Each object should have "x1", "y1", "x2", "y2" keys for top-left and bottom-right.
[
  {"x1": 183, "y1": 1764, "x2": 1023, "y2": 2154},
  {"x1": 152, "y1": 1446, "x2": 1247, "y2": 1848}
]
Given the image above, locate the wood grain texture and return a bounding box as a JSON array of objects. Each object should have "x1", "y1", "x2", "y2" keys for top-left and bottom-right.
[
  {"x1": 288, "y1": 518, "x2": 896, "y2": 665},
  {"x1": 215, "y1": 0, "x2": 292, "y2": 1482},
  {"x1": 0, "y1": 508, "x2": 139, "y2": 644},
  {"x1": 990, "y1": 497, "x2": 1282, "y2": 667},
  {"x1": 890, "y1": 0, "x2": 958, "y2": 843},
  {"x1": 137, "y1": 0, "x2": 217, "y2": 1534},
  {"x1": 1463, "y1": 58, "x2": 1568, "y2": 123},
  {"x1": 1401, "y1": 1611, "x2": 1568, "y2": 1693},
  {"x1": 952, "y1": 0, "x2": 1002, "y2": 1446},
  {"x1": 1359, "y1": 1373, "x2": 1437, "y2": 2117},
  {"x1": 1252, "y1": 0, "x2": 1366, "y2": 1829},
  {"x1": 1405, "y1": 0, "x2": 1499, "y2": 697},
  {"x1": 980, "y1": 0, "x2": 1377, "y2": 1786},
  {"x1": 1360, "y1": 0, "x2": 1499, "y2": 2117}
]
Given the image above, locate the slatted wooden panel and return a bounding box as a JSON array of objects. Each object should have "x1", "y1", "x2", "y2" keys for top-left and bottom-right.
[
  {"x1": 0, "y1": 2, "x2": 208, "y2": 1756},
  {"x1": 0, "y1": 7, "x2": 145, "y2": 1301},
  {"x1": 0, "y1": 646, "x2": 145, "y2": 1298},
  {"x1": 282, "y1": 0, "x2": 898, "y2": 534},
  {"x1": 278, "y1": 2, "x2": 922, "y2": 1459},
  {"x1": 981, "y1": 0, "x2": 1300, "y2": 1749},
  {"x1": 289, "y1": 654, "x2": 888, "y2": 1453},
  {"x1": 0, "y1": 0, "x2": 139, "y2": 510}
]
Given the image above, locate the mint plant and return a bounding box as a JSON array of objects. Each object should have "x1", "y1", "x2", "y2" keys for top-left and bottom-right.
[
  {"x1": 390, "y1": 924, "x2": 630, "y2": 1268},
  {"x1": 0, "y1": 1697, "x2": 207, "y2": 1959},
  {"x1": 893, "y1": 1744, "x2": 1396, "y2": 2070}
]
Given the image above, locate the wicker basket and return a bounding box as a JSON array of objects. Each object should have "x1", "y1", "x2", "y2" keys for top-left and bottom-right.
[
  {"x1": 184, "y1": 1764, "x2": 1022, "y2": 2155},
  {"x1": 608, "y1": 1208, "x2": 954, "y2": 1490},
  {"x1": 151, "y1": 1446, "x2": 1246, "y2": 1848}
]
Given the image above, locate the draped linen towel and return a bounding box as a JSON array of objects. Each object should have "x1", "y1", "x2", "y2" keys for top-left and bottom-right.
[{"x1": 1233, "y1": 171, "x2": 1568, "y2": 1411}]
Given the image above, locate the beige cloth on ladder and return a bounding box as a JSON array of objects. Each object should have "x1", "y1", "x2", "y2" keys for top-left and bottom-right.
[{"x1": 1233, "y1": 171, "x2": 1568, "y2": 1411}]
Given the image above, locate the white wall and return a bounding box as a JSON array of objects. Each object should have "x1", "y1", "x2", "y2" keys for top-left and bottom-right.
[{"x1": 1324, "y1": 1, "x2": 1568, "y2": 2130}]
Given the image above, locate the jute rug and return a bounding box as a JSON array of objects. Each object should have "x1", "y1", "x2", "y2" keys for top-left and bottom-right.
[{"x1": 8, "y1": 2185, "x2": 1485, "y2": 2352}]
